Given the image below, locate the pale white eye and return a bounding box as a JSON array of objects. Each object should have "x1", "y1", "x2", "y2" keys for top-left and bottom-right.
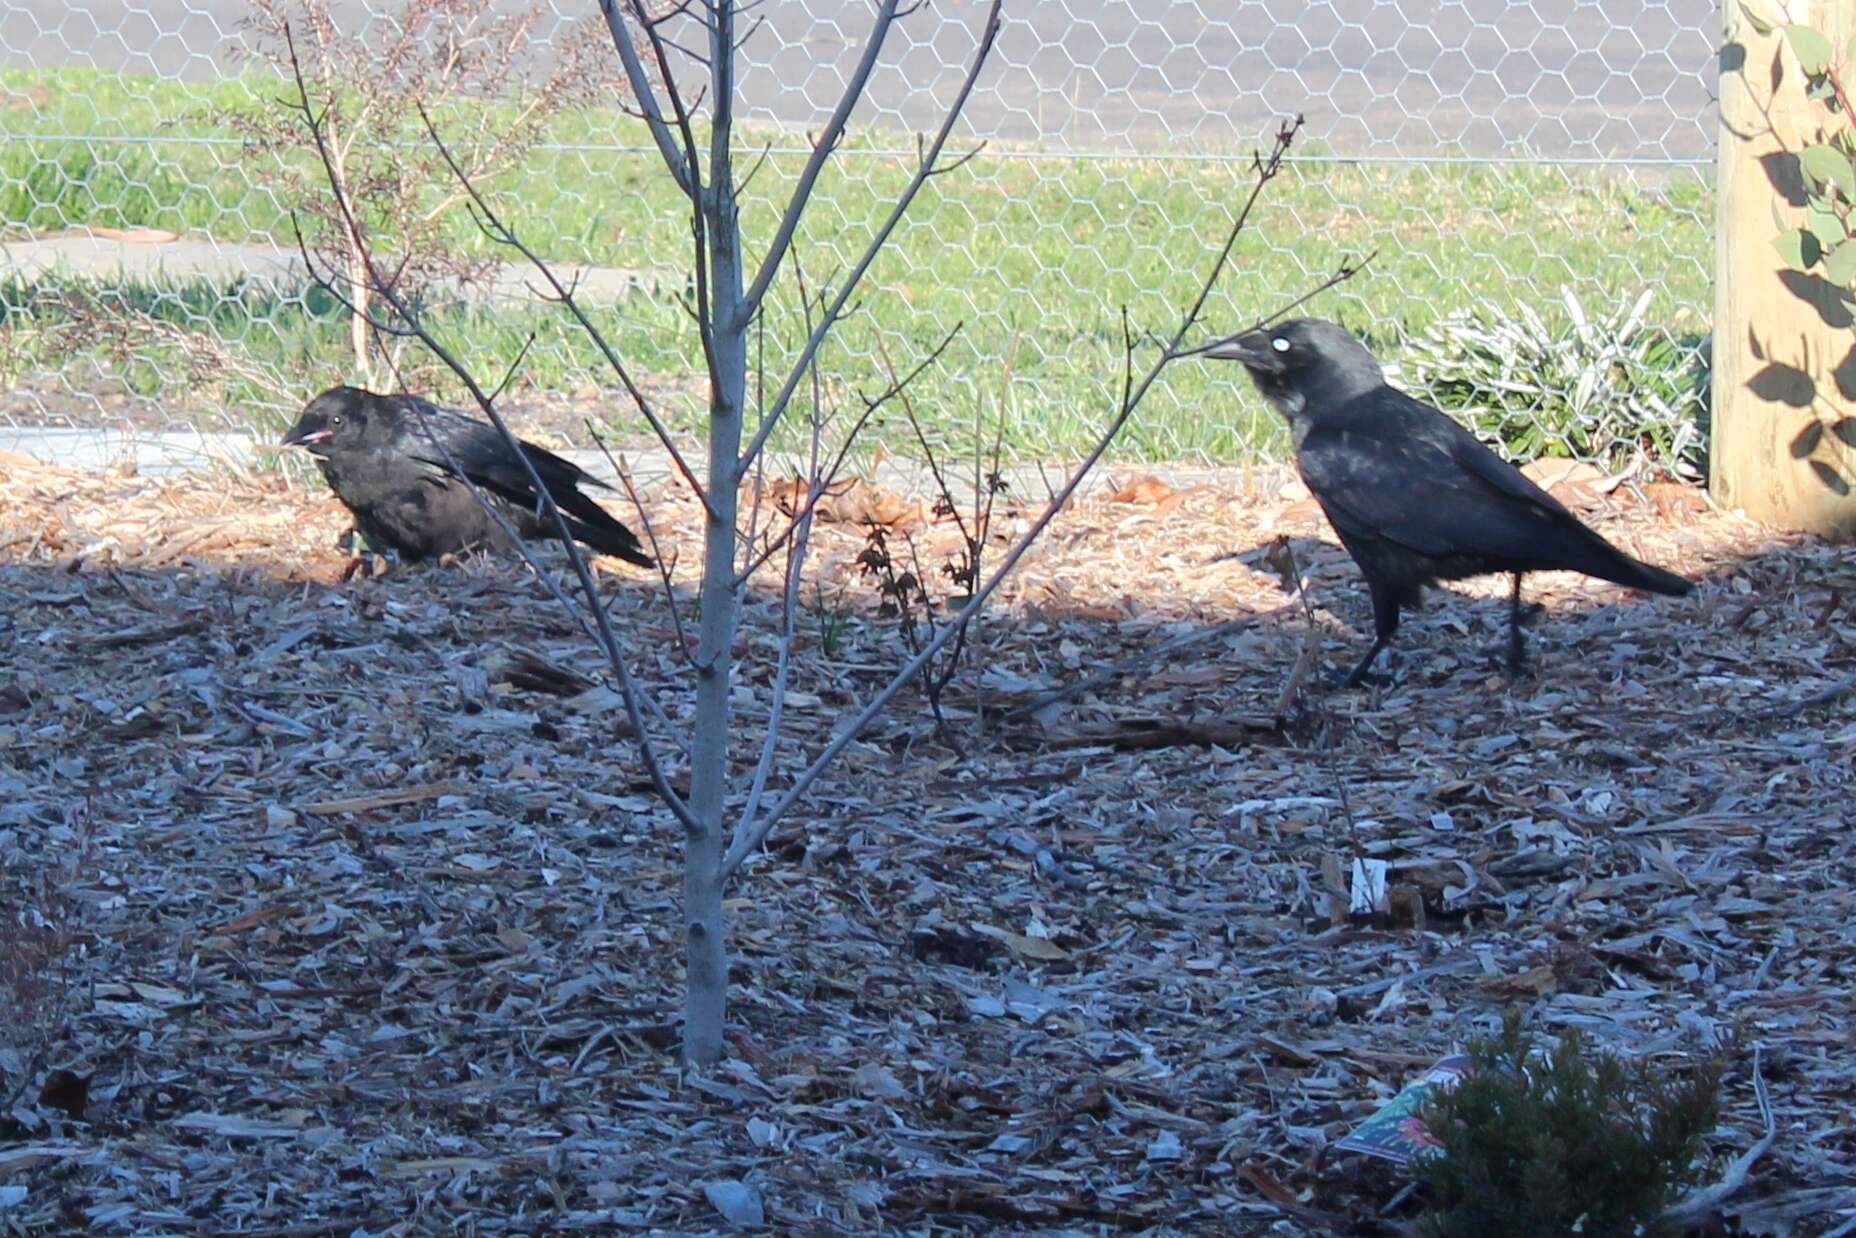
[{"x1": 1271, "y1": 337, "x2": 1291, "y2": 353}]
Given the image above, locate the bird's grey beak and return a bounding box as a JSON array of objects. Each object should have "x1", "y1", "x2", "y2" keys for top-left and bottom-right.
[
  {"x1": 1194, "y1": 332, "x2": 1284, "y2": 373},
  {"x1": 280, "y1": 426, "x2": 334, "y2": 448}
]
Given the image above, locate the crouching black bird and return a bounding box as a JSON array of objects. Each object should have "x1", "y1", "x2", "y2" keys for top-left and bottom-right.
[
  {"x1": 280, "y1": 386, "x2": 653, "y2": 568},
  {"x1": 1197, "y1": 319, "x2": 1691, "y2": 686}
]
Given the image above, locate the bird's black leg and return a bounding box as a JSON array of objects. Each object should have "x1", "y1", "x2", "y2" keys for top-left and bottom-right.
[
  {"x1": 1506, "y1": 572, "x2": 1526, "y2": 678},
  {"x1": 1339, "y1": 584, "x2": 1401, "y2": 688},
  {"x1": 1341, "y1": 636, "x2": 1391, "y2": 688}
]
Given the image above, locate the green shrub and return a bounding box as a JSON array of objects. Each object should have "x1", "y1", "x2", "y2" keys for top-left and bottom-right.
[
  {"x1": 1415, "y1": 1010, "x2": 1722, "y2": 1238},
  {"x1": 1394, "y1": 288, "x2": 1709, "y2": 481}
]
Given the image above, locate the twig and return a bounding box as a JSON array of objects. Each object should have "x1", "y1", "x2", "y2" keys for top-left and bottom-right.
[
  {"x1": 739, "y1": 0, "x2": 908, "y2": 318},
  {"x1": 585, "y1": 424, "x2": 693, "y2": 664},
  {"x1": 1663, "y1": 1044, "x2": 1775, "y2": 1225},
  {"x1": 1004, "y1": 606, "x2": 1296, "y2": 720},
  {"x1": 1751, "y1": 669, "x2": 1856, "y2": 721},
  {"x1": 596, "y1": 0, "x2": 694, "y2": 194},
  {"x1": 731, "y1": 323, "x2": 963, "y2": 588},
  {"x1": 417, "y1": 101, "x2": 712, "y2": 515}
]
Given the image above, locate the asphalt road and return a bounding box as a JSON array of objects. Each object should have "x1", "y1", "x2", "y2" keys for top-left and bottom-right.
[{"x1": 1, "y1": 0, "x2": 1717, "y2": 160}]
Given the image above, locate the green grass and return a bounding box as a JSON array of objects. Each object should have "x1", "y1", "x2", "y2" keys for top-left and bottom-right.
[{"x1": 0, "y1": 65, "x2": 1715, "y2": 463}]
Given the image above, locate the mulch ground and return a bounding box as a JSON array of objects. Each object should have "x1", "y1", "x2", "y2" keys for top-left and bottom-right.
[{"x1": 1, "y1": 453, "x2": 1851, "y2": 1234}]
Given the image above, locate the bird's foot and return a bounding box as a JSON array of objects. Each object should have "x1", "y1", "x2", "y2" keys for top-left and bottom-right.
[
  {"x1": 1332, "y1": 641, "x2": 1393, "y2": 690},
  {"x1": 1332, "y1": 665, "x2": 1393, "y2": 690},
  {"x1": 1483, "y1": 643, "x2": 1535, "y2": 681},
  {"x1": 339, "y1": 550, "x2": 396, "y2": 583}
]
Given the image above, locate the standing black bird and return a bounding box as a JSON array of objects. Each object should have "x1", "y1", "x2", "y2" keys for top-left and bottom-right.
[
  {"x1": 1198, "y1": 319, "x2": 1691, "y2": 686},
  {"x1": 279, "y1": 386, "x2": 653, "y2": 568}
]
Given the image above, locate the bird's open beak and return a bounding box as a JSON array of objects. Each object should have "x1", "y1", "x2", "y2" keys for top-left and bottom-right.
[
  {"x1": 279, "y1": 425, "x2": 334, "y2": 449},
  {"x1": 1191, "y1": 331, "x2": 1284, "y2": 373}
]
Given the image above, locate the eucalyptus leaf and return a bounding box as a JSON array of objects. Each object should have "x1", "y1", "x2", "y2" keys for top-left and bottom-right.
[
  {"x1": 1740, "y1": 2, "x2": 1774, "y2": 36},
  {"x1": 1824, "y1": 239, "x2": 1856, "y2": 286},
  {"x1": 1801, "y1": 144, "x2": 1856, "y2": 198},
  {"x1": 1806, "y1": 202, "x2": 1847, "y2": 248},
  {"x1": 1785, "y1": 23, "x2": 1833, "y2": 76},
  {"x1": 1774, "y1": 227, "x2": 1822, "y2": 271}
]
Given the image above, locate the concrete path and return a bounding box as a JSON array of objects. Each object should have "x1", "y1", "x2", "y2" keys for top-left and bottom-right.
[{"x1": 0, "y1": 231, "x2": 652, "y2": 304}]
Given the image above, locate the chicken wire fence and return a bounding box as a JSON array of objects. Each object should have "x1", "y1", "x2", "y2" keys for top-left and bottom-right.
[{"x1": 0, "y1": 1, "x2": 1717, "y2": 480}]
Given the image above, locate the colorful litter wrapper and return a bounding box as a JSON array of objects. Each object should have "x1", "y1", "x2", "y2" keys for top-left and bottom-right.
[{"x1": 1335, "y1": 1054, "x2": 1472, "y2": 1165}]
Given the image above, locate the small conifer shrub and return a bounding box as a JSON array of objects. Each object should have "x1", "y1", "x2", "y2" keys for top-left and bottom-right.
[{"x1": 1414, "y1": 1010, "x2": 1723, "y2": 1238}]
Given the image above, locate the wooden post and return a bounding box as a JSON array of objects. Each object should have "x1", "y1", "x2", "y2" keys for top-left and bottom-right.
[{"x1": 1714, "y1": 1, "x2": 1856, "y2": 537}]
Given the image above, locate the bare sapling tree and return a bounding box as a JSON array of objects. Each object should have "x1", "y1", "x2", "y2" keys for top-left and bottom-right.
[
  {"x1": 282, "y1": 0, "x2": 1360, "y2": 1067},
  {"x1": 238, "y1": 0, "x2": 610, "y2": 380}
]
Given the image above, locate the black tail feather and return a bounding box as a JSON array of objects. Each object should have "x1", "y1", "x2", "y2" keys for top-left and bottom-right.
[
  {"x1": 1583, "y1": 543, "x2": 1692, "y2": 597},
  {"x1": 563, "y1": 510, "x2": 653, "y2": 568}
]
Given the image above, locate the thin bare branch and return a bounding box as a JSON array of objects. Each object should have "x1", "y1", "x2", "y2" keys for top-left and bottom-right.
[
  {"x1": 1174, "y1": 248, "x2": 1383, "y2": 361},
  {"x1": 719, "y1": 115, "x2": 1349, "y2": 880},
  {"x1": 1665, "y1": 1045, "x2": 1775, "y2": 1225},
  {"x1": 732, "y1": 322, "x2": 963, "y2": 588},
  {"x1": 631, "y1": 1, "x2": 722, "y2": 399},
  {"x1": 876, "y1": 334, "x2": 973, "y2": 546},
  {"x1": 738, "y1": 0, "x2": 905, "y2": 319},
  {"x1": 736, "y1": 418, "x2": 821, "y2": 839},
  {"x1": 738, "y1": 0, "x2": 1004, "y2": 471},
  {"x1": 289, "y1": 221, "x2": 414, "y2": 337},
  {"x1": 735, "y1": 138, "x2": 776, "y2": 198},
  {"x1": 598, "y1": 0, "x2": 694, "y2": 194},
  {"x1": 284, "y1": 25, "x2": 698, "y2": 832},
  {"x1": 929, "y1": 139, "x2": 989, "y2": 178},
  {"x1": 586, "y1": 424, "x2": 695, "y2": 665},
  {"x1": 414, "y1": 101, "x2": 714, "y2": 516},
  {"x1": 487, "y1": 332, "x2": 538, "y2": 404}
]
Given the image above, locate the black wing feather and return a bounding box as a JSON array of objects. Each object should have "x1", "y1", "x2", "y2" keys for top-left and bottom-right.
[
  {"x1": 1297, "y1": 388, "x2": 1688, "y2": 595},
  {"x1": 386, "y1": 396, "x2": 651, "y2": 567}
]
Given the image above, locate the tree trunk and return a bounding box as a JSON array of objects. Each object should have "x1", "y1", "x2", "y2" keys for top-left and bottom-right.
[
  {"x1": 681, "y1": 0, "x2": 746, "y2": 1070},
  {"x1": 1713, "y1": 1, "x2": 1856, "y2": 536}
]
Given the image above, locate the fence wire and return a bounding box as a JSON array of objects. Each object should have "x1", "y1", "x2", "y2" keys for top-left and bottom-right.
[{"x1": 0, "y1": 1, "x2": 1717, "y2": 475}]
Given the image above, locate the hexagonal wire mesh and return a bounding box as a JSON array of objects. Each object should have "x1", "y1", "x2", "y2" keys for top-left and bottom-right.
[{"x1": 0, "y1": 1, "x2": 1716, "y2": 478}]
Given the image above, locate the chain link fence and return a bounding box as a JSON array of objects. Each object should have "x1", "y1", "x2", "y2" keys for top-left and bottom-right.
[{"x1": 0, "y1": 1, "x2": 1717, "y2": 476}]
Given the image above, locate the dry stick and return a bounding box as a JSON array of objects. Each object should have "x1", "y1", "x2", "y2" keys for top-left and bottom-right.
[
  {"x1": 965, "y1": 336, "x2": 1020, "y2": 731},
  {"x1": 1752, "y1": 669, "x2": 1856, "y2": 721},
  {"x1": 738, "y1": 0, "x2": 1005, "y2": 472},
  {"x1": 870, "y1": 335, "x2": 985, "y2": 730},
  {"x1": 1167, "y1": 247, "x2": 1381, "y2": 362},
  {"x1": 721, "y1": 117, "x2": 1370, "y2": 880},
  {"x1": 281, "y1": 25, "x2": 698, "y2": 833},
  {"x1": 739, "y1": 298, "x2": 774, "y2": 585},
  {"x1": 596, "y1": 0, "x2": 694, "y2": 194},
  {"x1": 632, "y1": 0, "x2": 725, "y2": 396},
  {"x1": 1271, "y1": 623, "x2": 1317, "y2": 718},
  {"x1": 1003, "y1": 604, "x2": 1297, "y2": 721},
  {"x1": 1275, "y1": 539, "x2": 1365, "y2": 883},
  {"x1": 1663, "y1": 1044, "x2": 1774, "y2": 1225}
]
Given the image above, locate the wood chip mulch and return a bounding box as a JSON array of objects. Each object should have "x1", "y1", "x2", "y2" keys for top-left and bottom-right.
[{"x1": 1, "y1": 454, "x2": 1852, "y2": 1234}]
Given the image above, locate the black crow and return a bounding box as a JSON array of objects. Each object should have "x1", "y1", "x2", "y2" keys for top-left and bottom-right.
[
  {"x1": 279, "y1": 386, "x2": 653, "y2": 568},
  {"x1": 1198, "y1": 319, "x2": 1691, "y2": 686}
]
